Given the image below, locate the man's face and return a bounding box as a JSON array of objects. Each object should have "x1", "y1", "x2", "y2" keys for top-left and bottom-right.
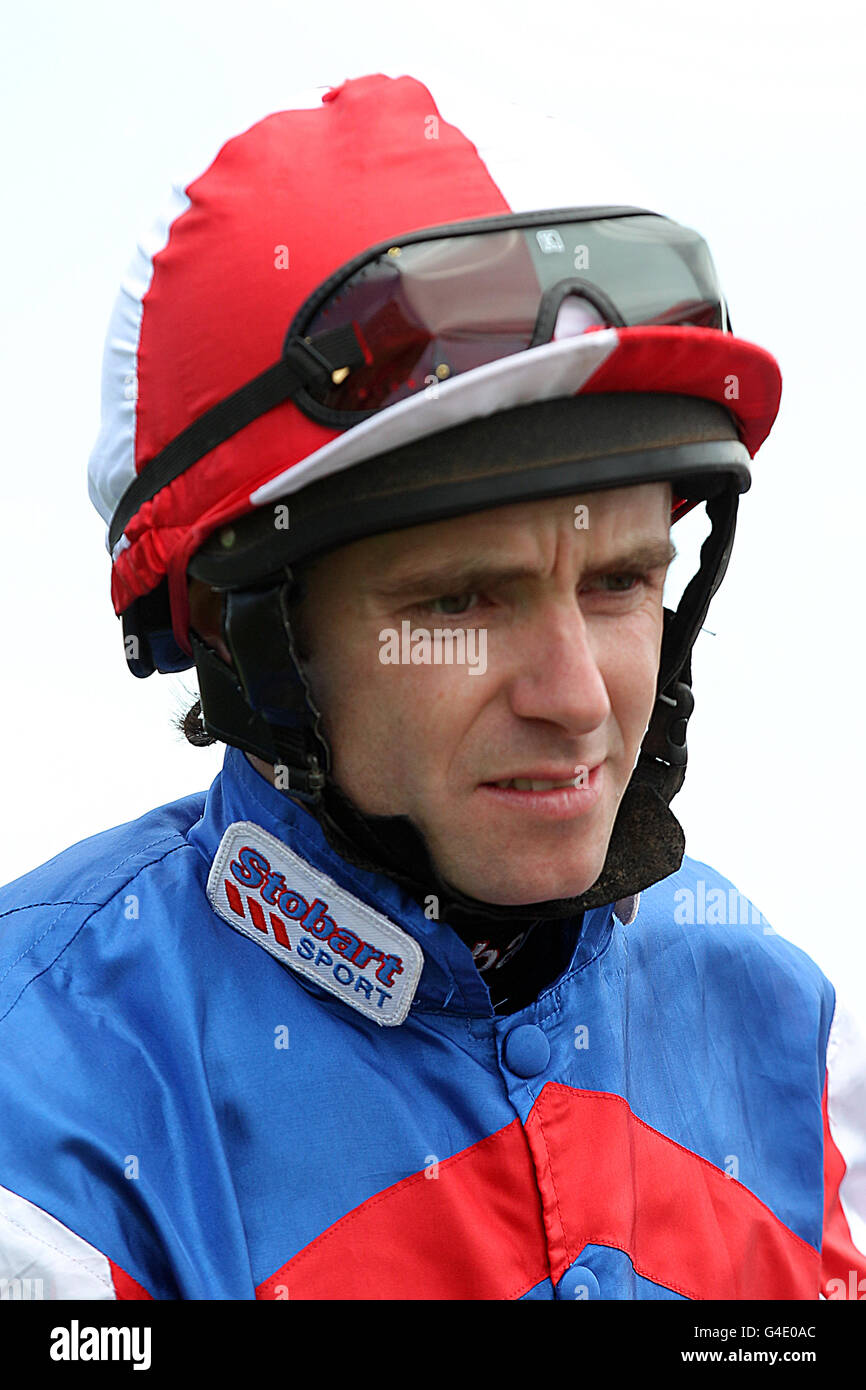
[{"x1": 284, "y1": 481, "x2": 674, "y2": 906}]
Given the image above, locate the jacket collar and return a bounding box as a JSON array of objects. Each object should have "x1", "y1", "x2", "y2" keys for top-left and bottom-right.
[{"x1": 188, "y1": 745, "x2": 624, "y2": 1018}]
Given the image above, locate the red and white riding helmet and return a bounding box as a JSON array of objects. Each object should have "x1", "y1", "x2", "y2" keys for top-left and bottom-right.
[{"x1": 88, "y1": 71, "x2": 781, "y2": 663}]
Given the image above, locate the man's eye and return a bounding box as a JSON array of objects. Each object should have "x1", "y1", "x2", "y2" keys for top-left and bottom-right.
[
  {"x1": 585, "y1": 573, "x2": 644, "y2": 594},
  {"x1": 423, "y1": 592, "x2": 480, "y2": 616}
]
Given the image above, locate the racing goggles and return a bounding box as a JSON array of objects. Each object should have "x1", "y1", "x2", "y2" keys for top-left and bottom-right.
[
  {"x1": 290, "y1": 205, "x2": 731, "y2": 423},
  {"x1": 107, "y1": 206, "x2": 731, "y2": 558}
]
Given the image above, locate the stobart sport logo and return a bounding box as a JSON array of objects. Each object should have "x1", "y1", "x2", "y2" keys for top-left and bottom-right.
[{"x1": 206, "y1": 821, "x2": 423, "y2": 1025}]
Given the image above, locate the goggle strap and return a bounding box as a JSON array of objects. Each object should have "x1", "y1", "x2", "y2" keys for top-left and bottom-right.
[{"x1": 107, "y1": 332, "x2": 363, "y2": 553}]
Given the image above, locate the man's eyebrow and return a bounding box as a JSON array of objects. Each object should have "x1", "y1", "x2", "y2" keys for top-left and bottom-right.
[{"x1": 372, "y1": 539, "x2": 677, "y2": 597}]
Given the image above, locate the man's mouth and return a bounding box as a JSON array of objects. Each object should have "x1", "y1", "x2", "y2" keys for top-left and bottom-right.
[
  {"x1": 491, "y1": 776, "x2": 583, "y2": 791},
  {"x1": 484, "y1": 765, "x2": 601, "y2": 792},
  {"x1": 476, "y1": 764, "x2": 604, "y2": 819}
]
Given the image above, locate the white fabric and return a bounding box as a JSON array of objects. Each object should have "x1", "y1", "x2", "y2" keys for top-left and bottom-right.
[
  {"x1": 0, "y1": 1183, "x2": 116, "y2": 1299},
  {"x1": 553, "y1": 296, "x2": 608, "y2": 338},
  {"x1": 87, "y1": 180, "x2": 189, "y2": 531},
  {"x1": 826, "y1": 991, "x2": 866, "y2": 1258},
  {"x1": 252, "y1": 328, "x2": 620, "y2": 507}
]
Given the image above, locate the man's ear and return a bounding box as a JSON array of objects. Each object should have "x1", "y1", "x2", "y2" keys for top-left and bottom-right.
[{"x1": 187, "y1": 578, "x2": 233, "y2": 666}]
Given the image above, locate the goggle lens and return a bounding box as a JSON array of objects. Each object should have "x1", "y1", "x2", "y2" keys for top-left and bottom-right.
[{"x1": 301, "y1": 213, "x2": 725, "y2": 414}]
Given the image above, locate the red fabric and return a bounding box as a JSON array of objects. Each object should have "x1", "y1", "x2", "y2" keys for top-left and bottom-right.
[
  {"x1": 108, "y1": 74, "x2": 783, "y2": 633},
  {"x1": 258, "y1": 1082, "x2": 820, "y2": 1301},
  {"x1": 524, "y1": 1085, "x2": 819, "y2": 1300},
  {"x1": 111, "y1": 322, "x2": 780, "y2": 638},
  {"x1": 820, "y1": 1070, "x2": 866, "y2": 1298},
  {"x1": 580, "y1": 325, "x2": 781, "y2": 460},
  {"x1": 224, "y1": 879, "x2": 243, "y2": 918},
  {"x1": 257, "y1": 1119, "x2": 550, "y2": 1300},
  {"x1": 109, "y1": 1260, "x2": 153, "y2": 1300},
  {"x1": 246, "y1": 895, "x2": 266, "y2": 932},
  {"x1": 117, "y1": 73, "x2": 510, "y2": 634}
]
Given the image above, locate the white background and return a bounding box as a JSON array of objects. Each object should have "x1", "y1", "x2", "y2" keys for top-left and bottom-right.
[{"x1": 2, "y1": 0, "x2": 864, "y2": 1018}]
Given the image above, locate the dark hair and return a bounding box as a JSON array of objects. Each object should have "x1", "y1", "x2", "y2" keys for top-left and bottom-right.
[{"x1": 177, "y1": 698, "x2": 217, "y2": 747}]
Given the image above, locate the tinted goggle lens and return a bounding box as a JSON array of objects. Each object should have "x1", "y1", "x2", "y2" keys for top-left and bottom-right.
[{"x1": 299, "y1": 213, "x2": 726, "y2": 414}]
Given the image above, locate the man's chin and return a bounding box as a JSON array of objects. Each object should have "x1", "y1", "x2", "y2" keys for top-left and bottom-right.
[{"x1": 436, "y1": 857, "x2": 606, "y2": 908}]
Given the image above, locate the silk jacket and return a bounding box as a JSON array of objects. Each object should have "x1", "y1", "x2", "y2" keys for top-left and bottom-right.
[{"x1": 0, "y1": 746, "x2": 863, "y2": 1301}]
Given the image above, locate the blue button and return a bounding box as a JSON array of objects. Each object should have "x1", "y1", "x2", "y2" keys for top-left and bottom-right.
[
  {"x1": 557, "y1": 1265, "x2": 601, "y2": 1300},
  {"x1": 502, "y1": 1024, "x2": 550, "y2": 1077}
]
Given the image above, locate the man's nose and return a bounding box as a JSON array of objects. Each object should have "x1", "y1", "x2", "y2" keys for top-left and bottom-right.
[{"x1": 507, "y1": 597, "x2": 610, "y2": 734}]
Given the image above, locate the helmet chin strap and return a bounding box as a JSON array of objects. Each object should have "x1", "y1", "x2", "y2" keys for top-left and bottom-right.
[
  {"x1": 193, "y1": 487, "x2": 738, "y2": 928},
  {"x1": 313, "y1": 761, "x2": 687, "y2": 931}
]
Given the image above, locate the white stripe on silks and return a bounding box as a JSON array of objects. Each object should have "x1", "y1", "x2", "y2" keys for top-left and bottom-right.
[
  {"x1": 0, "y1": 1182, "x2": 117, "y2": 1299},
  {"x1": 826, "y1": 991, "x2": 866, "y2": 1257},
  {"x1": 86, "y1": 179, "x2": 191, "y2": 537},
  {"x1": 250, "y1": 327, "x2": 621, "y2": 508}
]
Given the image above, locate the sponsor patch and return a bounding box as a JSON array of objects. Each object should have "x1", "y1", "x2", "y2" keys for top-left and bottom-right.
[{"x1": 206, "y1": 821, "x2": 423, "y2": 1026}]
